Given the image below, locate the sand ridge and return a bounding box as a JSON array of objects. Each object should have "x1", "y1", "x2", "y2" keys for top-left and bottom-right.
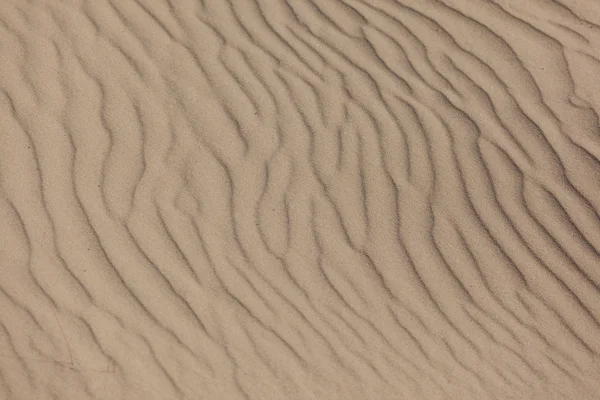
[{"x1": 0, "y1": 0, "x2": 600, "y2": 399}]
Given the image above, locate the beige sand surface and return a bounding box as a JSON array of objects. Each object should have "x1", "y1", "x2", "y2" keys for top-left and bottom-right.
[{"x1": 1, "y1": 0, "x2": 600, "y2": 399}]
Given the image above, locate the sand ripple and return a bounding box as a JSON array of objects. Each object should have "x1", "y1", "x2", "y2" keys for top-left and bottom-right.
[{"x1": 0, "y1": 0, "x2": 599, "y2": 399}]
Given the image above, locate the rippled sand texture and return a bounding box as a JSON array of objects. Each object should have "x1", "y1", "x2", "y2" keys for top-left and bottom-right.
[{"x1": 1, "y1": 0, "x2": 600, "y2": 399}]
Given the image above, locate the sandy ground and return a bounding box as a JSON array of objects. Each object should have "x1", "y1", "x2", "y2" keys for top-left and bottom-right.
[{"x1": 0, "y1": 0, "x2": 600, "y2": 399}]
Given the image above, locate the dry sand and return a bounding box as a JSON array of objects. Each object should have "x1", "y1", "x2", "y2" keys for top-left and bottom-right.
[{"x1": 1, "y1": 0, "x2": 600, "y2": 399}]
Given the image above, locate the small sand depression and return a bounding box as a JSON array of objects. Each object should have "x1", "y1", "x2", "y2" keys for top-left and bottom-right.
[{"x1": 0, "y1": 0, "x2": 599, "y2": 399}]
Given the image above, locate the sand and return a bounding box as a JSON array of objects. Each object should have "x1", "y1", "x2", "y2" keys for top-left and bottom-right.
[{"x1": 0, "y1": 0, "x2": 599, "y2": 399}]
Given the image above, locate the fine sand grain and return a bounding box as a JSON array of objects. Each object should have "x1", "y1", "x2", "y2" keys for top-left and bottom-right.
[{"x1": 1, "y1": 0, "x2": 600, "y2": 399}]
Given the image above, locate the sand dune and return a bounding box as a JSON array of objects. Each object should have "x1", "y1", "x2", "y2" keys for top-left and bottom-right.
[{"x1": 0, "y1": 0, "x2": 600, "y2": 399}]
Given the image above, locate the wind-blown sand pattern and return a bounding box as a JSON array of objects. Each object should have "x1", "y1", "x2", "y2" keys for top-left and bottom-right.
[{"x1": 1, "y1": 0, "x2": 600, "y2": 399}]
